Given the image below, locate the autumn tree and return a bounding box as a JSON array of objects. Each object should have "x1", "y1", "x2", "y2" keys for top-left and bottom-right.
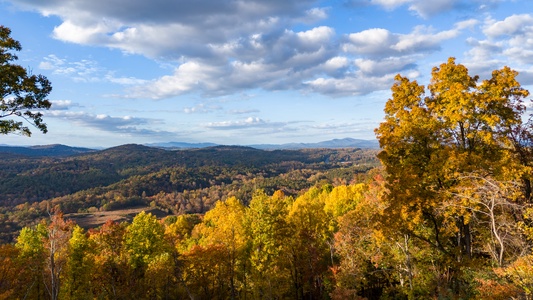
[
  {"x1": 375, "y1": 58, "x2": 530, "y2": 296},
  {"x1": 88, "y1": 220, "x2": 130, "y2": 298},
  {"x1": 0, "y1": 244, "x2": 21, "y2": 299},
  {"x1": 195, "y1": 196, "x2": 248, "y2": 298},
  {"x1": 286, "y1": 187, "x2": 332, "y2": 299},
  {"x1": 123, "y1": 211, "x2": 171, "y2": 297},
  {"x1": 63, "y1": 225, "x2": 94, "y2": 300},
  {"x1": 15, "y1": 222, "x2": 48, "y2": 299},
  {"x1": 246, "y1": 190, "x2": 292, "y2": 299},
  {"x1": 44, "y1": 212, "x2": 74, "y2": 300},
  {"x1": 0, "y1": 26, "x2": 52, "y2": 136}
]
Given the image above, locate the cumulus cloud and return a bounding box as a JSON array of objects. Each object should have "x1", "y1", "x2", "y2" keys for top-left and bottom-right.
[
  {"x1": 183, "y1": 103, "x2": 222, "y2": 114},
  {"x1": 126, "y1": 26, "x2": 339, "y2": 98},
  {"x1": 465, "y1": 13, "x2": 533, "y2": 77},
  {"x1": 342, "y1": 21, "x2": 472, "y2": 58},
  {"x1": 304, "y1": 73, "x2": 396, "y2": 97},
  {"x1": 483, "y1": 14, "x2": 533, "y2": 38},
  {"x1": 354, "y1": 57, "x2": 417, "y2": 76},
  {"x1": 408, "y1": 0, "x2": 457, "y2": 18},
  {"x1": 204, "y1": 117, "x2": 286, "y2": 130},
  {"x1": 46, "y1": 110, "x2": 170, "y2": 136},
  {"x1": 355, "y1": 0, "x2": 489, "y2": 18},
  {"x1": 11, "y1": 0, "x2": 523, "y2": 101},
  {"x1": 39, "y1": 55, "x2": 100, "y2": 81},
  {"x1": 13, "y1": 0, "x2": 317, "y2": 60},
  {"x1": 39, "y1": 54, "x2": 147, "y2": 85},
  {"x1": 228, "y1": 109, "x2": 261, "y2": 115},
  {"x1": 371, "y1": 0, "x2": 411, "y2": 10},
  {"x1": 49, "y1": 100, "x2": 80, "y2": 110},
  {"x1": 124, "y1": 17, "x2": 476, "y2": 99}
]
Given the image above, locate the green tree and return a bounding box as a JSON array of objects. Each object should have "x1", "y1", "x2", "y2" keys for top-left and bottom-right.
[{"x1": 0, "y1": 26, "x2": 52, "y2": 136}]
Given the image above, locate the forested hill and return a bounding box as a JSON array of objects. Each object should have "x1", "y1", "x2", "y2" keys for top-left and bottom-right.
[
  {"x1": 0, "y1": 144, "x2": 96, "y2": 157},
  {"x1": 0, "y1": 144, "x2": 379, "y2": 242}
]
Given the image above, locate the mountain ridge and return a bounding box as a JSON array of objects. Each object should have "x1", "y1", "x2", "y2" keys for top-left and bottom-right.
[
  {"x1": 0, "y1": 138, "x2": 379, "y2": 157},
  {"x1": 150, "y1": 137, "x2": 380, "y2": 150}
]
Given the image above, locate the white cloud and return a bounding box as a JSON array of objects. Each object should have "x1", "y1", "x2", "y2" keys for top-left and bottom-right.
[
  {"x1": 354, "y1": 57, "x2": 417, "y2": 76},
  {"x1": 129, "y1": 61, "x2": 223, "y2": 99},
  {"x1": 465, "y1": 14, "x2": 533, "y2": 76},
  {"x1": 46, "y1": 110, "x2": 174, "y2": 136},
  {"x1": 304, "y1": 73, "x2": 396, "y2": 97},
  {"x1": 40, "y1": 54, "x2": 148, "y2": 85},
  {"x1": 343, "y1": 22, "x2": 467, "y2": 58},
  {"x1": 205, "y1": 117, "x2": 281, "y2": 130},
  {"x1": 298, "y1": 7, "x2": 329, "y2": 24},
  {"x1": 343, "y1": 28, "x2": 396, "y2": 56},
  {"x1": 371, "y1": 0, "x2": 411, "y2": 10},
  {"x1": 183, "y1": 103, "x2": 222, "y2": 114},
  {"x1": 408, "y1": 0, "x2": 457, "y2": 18},
  {"x1": 13, "y1": 0, "x2": 317, "y2": 60},
  {"x1": 104, "y1": 74, "x2": 148, "y2": 85},
  {"x1": 13, "y1": 0, "x2": 524, "y2": 101},
  {"x1": 228, "y1": 109, "x2": 261, "y2": 115},
  {"x1": 50, "y1": 100, "x2": 80, "y2": 110},
  {"x1": 483, "y1": 14, "x2": 533, "y2": 38},
  {"x1": 359, "y1": 0, "x2": 498, "y2": 18}
]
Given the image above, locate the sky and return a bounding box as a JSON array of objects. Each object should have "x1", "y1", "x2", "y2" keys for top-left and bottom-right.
[{"x1": 1, "y1": 0, "x2": 533, "y2": 148}]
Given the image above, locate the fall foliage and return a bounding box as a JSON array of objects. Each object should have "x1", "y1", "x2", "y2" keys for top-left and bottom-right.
[{"x1": 1, "y1": 58, "x2": 533, "y2": 299}]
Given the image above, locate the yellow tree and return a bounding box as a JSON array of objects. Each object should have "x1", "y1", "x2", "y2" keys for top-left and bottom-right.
[
  {"x1": 286, "y1": 186, "x2": 332, "y2": 299},
  {"x1": 14, "y1": 223, "x2": 48, "y2": 299},
  {"x1": 63, "y1": 225, "x2": 94, "y2": 300},
  {"x1": 123, "y1": 211, "x2": 169, "y2": 297},
  {"x1": 375, "y1": 57, "x2": 530, "y2": 295},
  {"x1": 195, "y1": 196, "x2": 248, "y2": 299},
  {"x1": 123, "y1": 211, "x2": 167, "y2": 270},
  {"x1": 246, "y1": 190, "x2": 292, "y2": 299}
]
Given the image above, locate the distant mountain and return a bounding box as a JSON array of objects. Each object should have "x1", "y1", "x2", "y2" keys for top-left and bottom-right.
[
  {"x1": 250, "y1": 138, "x2": 380, "y2": 150},
  {"x1": 148, "y1": 138, "x2": 380, "y2": 150},
  {"x1": 0, "y1": 138, "x2": 379, "y2": 158},
  {"x1": 145, "y1": 141, "x2": 218, "y2": 149},
  {"x1": 0, "y1": 144, "x2": 96, "y2": 157}
]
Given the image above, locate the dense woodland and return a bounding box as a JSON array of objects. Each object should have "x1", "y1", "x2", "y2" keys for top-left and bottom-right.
[
  {"x1": 0, "y1": 145, "x2": 379, "y2": 243},
  {"x1": 3, "y1": 59, "x2": 533, "y2": 300}
]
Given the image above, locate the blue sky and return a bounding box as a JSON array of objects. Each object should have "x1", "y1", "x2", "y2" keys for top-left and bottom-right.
[{"x1": 1, "y1": 0, "x2": 533, "y2": 148}]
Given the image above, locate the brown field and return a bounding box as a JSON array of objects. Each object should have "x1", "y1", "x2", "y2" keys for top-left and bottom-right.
[{"x1": 65, "y1": 207, "x2": 171, "y2": 229}]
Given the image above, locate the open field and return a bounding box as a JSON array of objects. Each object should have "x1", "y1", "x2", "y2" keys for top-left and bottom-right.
[{"x1": 65, "y1": 207, "x2": 171, "y2": 228}]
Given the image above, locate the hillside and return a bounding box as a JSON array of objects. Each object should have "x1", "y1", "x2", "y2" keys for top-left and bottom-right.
[
  {"x1": 0, "y1": 144, "x2": 96, "y2": 157},
  {"x1": 0, "y1": 144, "x2": 379, "y2": 242}
]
